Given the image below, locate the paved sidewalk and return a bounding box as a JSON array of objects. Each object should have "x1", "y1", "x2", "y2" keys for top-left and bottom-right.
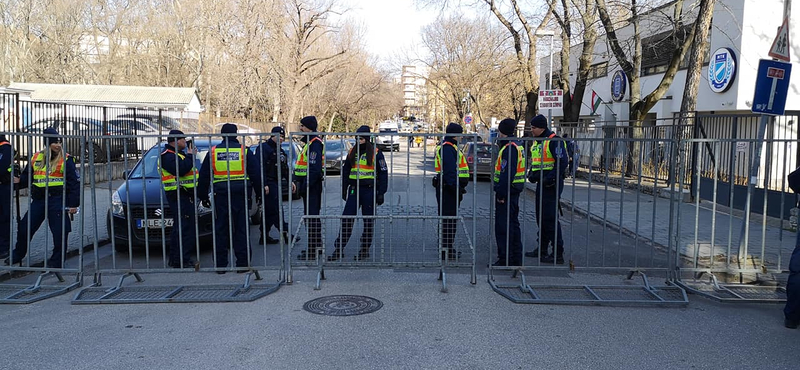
[{"x1": 526, "y1": 176, "x2": 796, "y2": 271}]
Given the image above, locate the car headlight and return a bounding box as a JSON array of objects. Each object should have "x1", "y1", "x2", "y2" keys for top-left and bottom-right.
[{"x1": 111, "y1": 191, "x2": 124, "y2": 216}]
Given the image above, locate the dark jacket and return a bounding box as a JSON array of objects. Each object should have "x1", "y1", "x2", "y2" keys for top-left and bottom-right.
[
  {"x1": 494, "y1": 138, "x2": 524, "y2": 199},
  {"x1": 529, "y1": 129, "x2": 569, "y2": 186},
  {"x1": 254, "y1": 139, "x2": 289, "y2": 186},
  {"x1": 17, "y1": 152, "x2": 80, "y2": 207},
  {"x1": 295, "y1": 134, "x2": 324, "y2": 189},
  {"x1": 0, "y1": 139, "x2": 12, "y2": 185},
  {"x1": 341, "y1": 144, "x2": 389, "y2": 197},
  {"x1": 159, "y1": 143, "x2": 196, "y2": 193},
  {"x1": 438, "y1": 137, "x2": 467, "y2": 191},
  {"x1": 197, "y1": 137, "x2": 259, "y2": 201}
]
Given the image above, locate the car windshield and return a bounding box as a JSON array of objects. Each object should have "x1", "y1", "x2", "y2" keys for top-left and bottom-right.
[
  {"x1": 379, "y1": 128, "x2": 398, "y2": 134},
  {"x1": 325, "y1": 140, "x2": 347, "y2": 151},
  {"x1": 475, "y1": 144, "x2": 493, "y2": 155},
  {"x1": 129, "y1": 145, "x2": 208, "y2": 179}
]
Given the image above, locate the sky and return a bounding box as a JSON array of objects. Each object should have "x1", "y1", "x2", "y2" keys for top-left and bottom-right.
[{"x1": 346, "y1": 0, "x2": 440, "y2": 65}]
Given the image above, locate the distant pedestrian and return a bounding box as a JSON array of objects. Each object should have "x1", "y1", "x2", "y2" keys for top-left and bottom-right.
[
  {"x1": 785, "y1": 167, "x2": 800, "y2": 329},
  {"x1": 563, "y1": 134, "x2": 576, "y2": 177},
  {"x1": 493, "y1": 118, "x2": 525, "y2": 266},
  {"x1": 328, "y1": 126, "x2": 388, "y2": 261},
  {"x1": 6, "y1": 128, "x2": 79, "y2": 268},
  {"x1": 294, "y1": 116, "x2": 325, "y2": 261}
]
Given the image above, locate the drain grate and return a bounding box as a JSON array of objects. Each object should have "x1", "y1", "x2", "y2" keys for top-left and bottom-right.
[{"x1": 303, "y1": 295, "x2": 383, "y2": 316}]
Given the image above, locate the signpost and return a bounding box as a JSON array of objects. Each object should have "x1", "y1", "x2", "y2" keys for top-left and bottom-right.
[
  {"x1": 538, "y1": 90, "x2": 563, "y2": 110},
  {"x1": 738, "y1": 0, "x2": 792, "y2": 273}
]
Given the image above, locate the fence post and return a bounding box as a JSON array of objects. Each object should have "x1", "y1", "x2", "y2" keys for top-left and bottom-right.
[{"x1": 689, "y1": 115, "x2": 700, "y2": 198}]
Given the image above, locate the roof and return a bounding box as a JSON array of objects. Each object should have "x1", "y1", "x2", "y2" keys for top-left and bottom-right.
[{"x1": 7, "y1": 83, "x2": 198, "y2": 109}]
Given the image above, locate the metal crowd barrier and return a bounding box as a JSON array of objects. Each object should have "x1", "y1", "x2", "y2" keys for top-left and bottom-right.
[
  {"x1": 672, "y1": 138, "x2": 792, "y2": 302},
  {"x1": 0, "y1": 132, "x2": 86, "y2": 303},
  {"x1": 285, "y1": 132, "x2": 477, "y2": 292},
  {"x1": 72, "y1": 133, "x2": 284, "y2": 304},
  {"x1": 488, "y1": 136, "x2": 688, "y2": 306}
]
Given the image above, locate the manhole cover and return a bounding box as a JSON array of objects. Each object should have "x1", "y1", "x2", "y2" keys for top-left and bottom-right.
[{"x1": 303, "y1": 295, "x2": 383, "y2": 316}]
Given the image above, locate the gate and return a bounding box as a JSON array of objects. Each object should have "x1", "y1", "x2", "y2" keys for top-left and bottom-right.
[
  {"x1": 673, "y1": 136, "x2": 792, "y2": 302},
  {"x1": 72, "y1": 133, "x2": 284, "y2": 304},
  {"x1": 0, "y1": 133, "x2": 86, "y2": 303},
  {"x1": 488, "y1": 135, "x2": 688, "y2": 306},
  {"x1": 286, "y1": 132, "x2": 477, "y2": 292}
]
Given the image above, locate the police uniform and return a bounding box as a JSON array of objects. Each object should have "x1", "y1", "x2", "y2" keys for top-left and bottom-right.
[
  {"x1": 255, "y1": 126, "x2": 292, "y2": 244},
  {"x1": 294, "y1": 116, "x2": 325, "y2": 261},
  {"x1": 197, "y1": 124, "x2": 259, "y2": 270},
  {"x1": 8, "y1": 128, "x2": 80, "y2": 268},
  {"x1": 527, "y1": 116, "x2": 568, "y2": 264},
  {"x1": 0, "y1": 136, "x2": 14, "y2": 259},
  {"x1": 785, "y1": 167, "x2": 800, "y2": 328},
  {"x1": 328, "y1": 126, "x2": 388, "y2": 261},
  {"x1": 434, "y1": 123, "x2": 469, "y2": 260},
  {"x1": 159, "y1": 130, "x2": 198, "y2": 268},
  {"x1": 493, "y1": 119, "x2": 526, "y2": 266}
]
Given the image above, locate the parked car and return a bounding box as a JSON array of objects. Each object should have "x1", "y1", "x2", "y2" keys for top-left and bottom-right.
[
  {"x1": 115, "y1": 113, "x2": 180, "y2": 131},
  {"x1": 248, "y1": 139, "x2": 302, "y2": 200},
  {"x1": 460, "y1": 142, "x2": 495, "y2": 178},
  {"x1": 323, "y1": 138, "x2": 352, "y2": 174},
  {"x1": 20, "y1": 117, "x2": 135, "y2": 163},
  {"x1": 108, "y1": 118, "x2": 160, "y2": 155},
  {"x1": 107, "y1": 140, "x2": 261, "y2": 252}
]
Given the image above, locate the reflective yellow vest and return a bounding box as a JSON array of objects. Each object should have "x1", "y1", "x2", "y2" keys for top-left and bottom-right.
[
  {"x1": 211, "y1": 146, "x2": 246, "y2": 183},
  {"x1": 349, "y1": 148, "x2": 378, "y2": 180},
  {"x1": 530, "y1": 133, "x2": 567, "y2": 172},
  {"x1": 494, "y1": 142, "x2": 526, "y2": 184},
  {"x1": 434, "y1": 142, "x2": 469, "y2": 178},
  {"x1": 159, "y1": 149, "x2": 199, "y2": 191},
  {"x1": 31, "y1": 152, "x2": 65, "y2": 187},
  {"x1": 294, "y1": 137, "x2": 325, "y2": 177}
]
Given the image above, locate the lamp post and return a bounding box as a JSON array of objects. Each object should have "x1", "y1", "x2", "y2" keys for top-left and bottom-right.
[{"x1": 536, "y1": 30, "x2": 556, "y2": 127}]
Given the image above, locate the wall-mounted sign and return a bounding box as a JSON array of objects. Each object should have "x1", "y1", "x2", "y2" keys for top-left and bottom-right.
[
  {"x1": 708, "y1": 47, "x2": 737, "y2": 93},
  {"x1": 610, "y1": 70, "x2": 627, "y2": 102}
]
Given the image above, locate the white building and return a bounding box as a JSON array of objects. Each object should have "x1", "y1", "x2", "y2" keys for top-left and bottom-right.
[{"x1": 401, "y1": 65, "x2": 427, "y2": 120}]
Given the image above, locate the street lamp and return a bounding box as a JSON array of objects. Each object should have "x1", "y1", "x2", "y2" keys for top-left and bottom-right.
[{"x1": 536, "y1": 30, "x2": 556, "y2": 125}]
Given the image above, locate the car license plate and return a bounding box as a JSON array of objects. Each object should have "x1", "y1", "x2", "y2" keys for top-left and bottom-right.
[
  {"x1": 478, "y1": 158, "x2": 491, "y2": 164},
  {"x1": 136, "y1": 218, "x2": 173, "y2": 229}
]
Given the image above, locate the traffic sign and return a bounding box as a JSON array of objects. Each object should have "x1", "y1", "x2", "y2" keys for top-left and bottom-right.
[
  {"x1": 538, "y1": 89, "x2": 563, "y2": 109},
  {"x1": 751, "y1": 59, "x2": 792, "y2": 116},
  {"x1": 768, "y1": 17, "x2": 791, "y2": 62},
  {"x1": 463, "y1": 114, "x2": 473, "y2": 125}
]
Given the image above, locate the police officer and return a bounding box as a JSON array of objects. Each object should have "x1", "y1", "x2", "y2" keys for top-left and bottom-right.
[
  {"x1": 197, "y1": 123, "x2": 259, "y2": 272},
  {"x1": 6, "y1": 128, "x2": 79, "y2": 268},
  {"x1": 524, "y1": 115, "x2": 568, "y2": 264},
  {"x1": 159, "y1": 129, "x2": 198, "y2": 269},
  {"x1": 254, "y1": 126, "x2": 296, "y2": 245},
  {"x1": 493, "y1": 118, "x2": 525, "y2": 266},
  {"x1": 0, "y1": 134, "x2": 15, "y2": 260},
  {"x1": 785, "y1": 167, "x2": 800, "y2": 329},
  {"x1": 293, "y1": 116, "x2": 325, "y2": 261},
  {"x1": 328, "y1": 126, "x2": 388, "y2": 261},
  {"x1": 433, "y1": 123, "x2": 469, "y2": 261}
]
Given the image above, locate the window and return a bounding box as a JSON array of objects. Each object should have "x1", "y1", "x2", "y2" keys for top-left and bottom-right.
[
  {"x1": 588, "y1": 62, "x2": 608, "y2": 79},
  {"x1": 640, "y1": 24, "x2": 694, "y2": 76}
]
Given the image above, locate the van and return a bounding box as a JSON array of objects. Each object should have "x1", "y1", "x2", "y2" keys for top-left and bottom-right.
[{"x1": 377, "y1": 121, "x2": 401, "y2": 152}]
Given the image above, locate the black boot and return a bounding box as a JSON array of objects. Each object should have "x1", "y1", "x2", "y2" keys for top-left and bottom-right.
[
  {"x1": 327, "y1": 248, "x2": 344, "y2": 261},
  {"x1": 354, "y1": 248, "x2": 370, "y2": 261}
]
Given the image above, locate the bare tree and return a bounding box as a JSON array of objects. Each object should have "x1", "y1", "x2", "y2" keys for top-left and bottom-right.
[
  {"x1": 552, "y1": 0, "x2": 599, "y2": 123},
  {"x1": 678, "y1": 0, "x2": 716, "y2": 122}
]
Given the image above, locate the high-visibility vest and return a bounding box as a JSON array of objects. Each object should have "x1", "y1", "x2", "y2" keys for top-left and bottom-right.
[
  {"x1": 530, "y1": 133, "x2": 567, "y2": 172},
  {"x1": 294, "y1": 137, "x2": 325, "y2": 177},
  {"x1": 435, "y1": 142, "x2": 469, "y2": 178},
  {"x1": 211, "y1": 146, "x2": 246, "y2": 183},
  {"x1": 0, "y1": 141, "x2": 10, "y2": 174},
  {"x1": 349, "y1": 148, "x2": 378, "y2": 180},
  {"x1": 494, "y1": 142, "x2": 526, "y2": 184},
  {"x1": 159, "y1": 149, "x2": 199, "y2": 191},
  {"x1": 31, "y1": 152, "x2": 65, "y2": 187}
]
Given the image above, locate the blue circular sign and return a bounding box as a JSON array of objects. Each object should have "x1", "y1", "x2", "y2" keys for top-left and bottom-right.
[
  {"x1": 708, "y1": 47, "x2": 737, "y2": 93},
  {"x1": 464, "y1": 115, "x2": 473, "y2": 125},
  {"x1": 611, "y1": 70, "x2": 627, "y2": 102}
]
